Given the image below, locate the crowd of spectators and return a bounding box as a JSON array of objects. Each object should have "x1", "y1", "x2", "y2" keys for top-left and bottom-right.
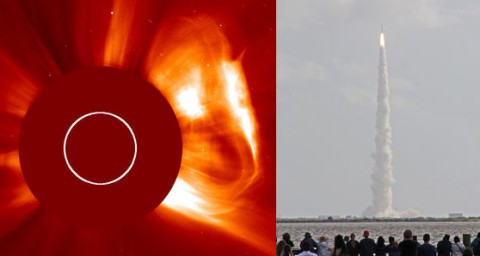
[{"x1": 276, "y1": 231, "x2": 480, "y2": 256}]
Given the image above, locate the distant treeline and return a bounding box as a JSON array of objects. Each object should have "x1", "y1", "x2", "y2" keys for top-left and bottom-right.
[{"x1": 276, "y1": 217, "x2": 480, "y2": 223}]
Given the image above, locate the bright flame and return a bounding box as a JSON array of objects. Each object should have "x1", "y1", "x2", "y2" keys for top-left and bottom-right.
[{"x1": 380, "y1": 32, "x2": 385, "y2": 48}]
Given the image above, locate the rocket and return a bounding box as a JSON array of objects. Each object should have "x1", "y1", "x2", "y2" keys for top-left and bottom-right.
[{"x1": 380, "y1": 23, "x2": 385, "y2": 48}]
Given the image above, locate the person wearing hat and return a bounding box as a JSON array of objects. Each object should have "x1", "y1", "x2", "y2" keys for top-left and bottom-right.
[
  {"x1": 301, "y1": 232, "x2": 319, "y2": 254},
  {"x1": 359, "y1": 230, "x2": 376, "y2": 256}
]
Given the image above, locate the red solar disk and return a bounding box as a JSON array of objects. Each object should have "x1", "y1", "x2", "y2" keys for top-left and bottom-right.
[{"x1": 19, "y1": 67, "x2": 182, "y2": 227}]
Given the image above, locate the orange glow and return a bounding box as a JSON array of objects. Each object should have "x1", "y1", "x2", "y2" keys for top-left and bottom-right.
[
  {"x1": 103, "y1": 0, "x2": 135, "y2": 67},
  {"x1": 0, "y1": 150, "x2": 21, "y2": 171},
  {"x1": 0, "y1": 53, "x2": 41, "y2": 118},
  {"x1": 0, "y1": 48, "x2": 42, "y2": 242},
  {"x1": 175, "y1": 70, "x2": 206, "y2": 118},
  {"x1": 144, "y1": 16, "x2": 265, "y2": 250},
  {"x1": 0, "y1": 150, "x2": 38, "y2": 239},
  {"x1": 0, "y1": 184, "x2": 38, "y2": 240},
  {"x1": 6, "y1": 185, "x2": 36, "y2": 209}
]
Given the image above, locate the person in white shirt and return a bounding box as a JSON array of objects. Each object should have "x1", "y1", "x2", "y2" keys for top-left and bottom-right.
[
  {"x1": 317, "y1": 236, "x2": 331, "y2": 256},
  {"x1": 451, "y1": 236, "x2": 465, "y2": 256}
]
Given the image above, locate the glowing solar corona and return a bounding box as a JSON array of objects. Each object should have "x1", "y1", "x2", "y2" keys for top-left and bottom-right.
[
  {"x1": 177, "y1": 87, "x2": 204, "y2": 118},
  {"x1": 0, "y1": 0, "x2": 274, "y2": 253},
  {"x1": 63, "y1": 111, "x2": 138, "y2": 186},
  {"x1": 223, "y1": 61, "x2": 257, "y2": 157}
]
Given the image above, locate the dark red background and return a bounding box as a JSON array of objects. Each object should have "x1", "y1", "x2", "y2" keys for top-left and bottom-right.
[
  {"x1": 66, "y1": 114, "x2": 134, "y2": 184},
  {"x1": 19, "y1": 67, "x2": 183, "y2": 228}
]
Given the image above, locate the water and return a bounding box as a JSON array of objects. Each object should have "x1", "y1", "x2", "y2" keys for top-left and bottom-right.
[{"x1": 277, "y1": 221, "x2": 480, "y2": 248}]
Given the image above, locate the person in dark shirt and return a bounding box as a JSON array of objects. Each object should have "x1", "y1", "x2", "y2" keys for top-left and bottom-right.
[
  {"x1": 386, "y1": 236, "x2": 401, "y2": 256},
  {"x1": 347, "y1": 233, "x2": 360, "y2": 256},
  {"x1": 281, "y1": 245, "x2": 293, "y2": 256},
  {"x1": 301, "y1": 232, "x2": 319, "y2": 254},
  {"x1": 413, "y1": 235, "x2": 421, "y2": 248},
  {"x1": 399, "y1": 229, "x2": 417, "y2": 256},
  {"x1": 276, "y1": 240, "x2": 287, "y2": 256},
  {"x1": 418, "y1": 234, "x2": 436, "y2": 256},
  {"x1": 332, "y1": 234, "x2": 347, "y2": 256},
  {"x1": 464, "y1": 248, "x2": 474, "y2": 256},
  {"x1": 375, "y1": 236, "x2": 387, "y2": 256},
  {"x1": 359, "y1": 230, "x2": 376, "y2": 256},
  {"x1": 277, "y1": 233, "x2": 294, "y2": 256},
  {"x1": 282, "y1": 233, "x2": 294, "y2": 247},
  {"x1": 471, "y1": 233, "x2": 480, "y2": 256},
  {"x1": 437, "y1": 234, "x2": 452, "y2": 256},
  {"x1": 344, "y1": 235, "x2": 351, "y2": 256},
  {"x1": 298, "y1": 240, "x2": 318, "y2": 256}
]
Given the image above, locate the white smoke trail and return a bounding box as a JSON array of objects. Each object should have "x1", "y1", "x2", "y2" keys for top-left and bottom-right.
[
  {"x1": 363, "y1": 32, "x2": 396, "y2": 217},
  {"x1": 362, "y1": 31, "x2": 419, "y2": 218}
]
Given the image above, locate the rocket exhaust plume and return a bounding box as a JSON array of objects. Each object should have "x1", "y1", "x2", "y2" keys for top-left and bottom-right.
[
  {"x1": 363, "y1": 27, "x2": 419, "y2": 218},
  {"x1": 363, "y1": 29, "x2": 396, "y2": 217}
]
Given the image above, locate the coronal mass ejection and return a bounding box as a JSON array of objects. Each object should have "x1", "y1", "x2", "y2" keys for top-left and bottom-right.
[{"x1": 0, "y1": 1, "x2": 275, "y2": 255}]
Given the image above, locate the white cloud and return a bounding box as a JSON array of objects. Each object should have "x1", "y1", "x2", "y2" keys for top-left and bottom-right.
[
  {"x1": 390, "y1": 77, "x2": 416, "y2": 91},
  {"x1": 341, "y1": 86, "x2": 376, "y2": 107},
  {"x1": 278, "y1": 0, "x2": 480, "y2": 30},
  {"x1": 302, "y1": 61, "x2": 329, "y2": 81},
  {"x1": 369, "y1": 0, "x2": 449, "y2": 28},
  {"x1": 391, "y1": 95, "x2": 414, "y2": 110},
  {"x1": 389, "y1": 77, "x2": 416, "y2": 109},
  {"x1": 278, "y1": 0, "x2": 355, "y2": 30},
  {"x1": 278, "y1": 54, "x2": 328, "y2": 84},
  {"x1": 331, "y1": 58, "x2": 372, "y2": 77}
]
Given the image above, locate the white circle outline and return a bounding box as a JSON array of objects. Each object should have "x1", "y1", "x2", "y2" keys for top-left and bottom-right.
[{"x1": 63, "y1": 111, "x2": 137, "y2": 186}]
